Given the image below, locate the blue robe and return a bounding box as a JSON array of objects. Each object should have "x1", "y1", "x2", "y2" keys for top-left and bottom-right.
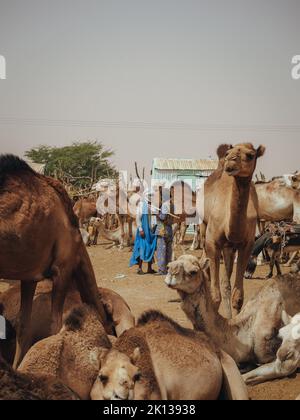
[{"x1": 130, "y1": 201, "x2": 157, "y2": 266}]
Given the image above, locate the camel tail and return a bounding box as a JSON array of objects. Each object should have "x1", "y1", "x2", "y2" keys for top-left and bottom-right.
[{"x1": 73, "y1": 242, "x2": 108, "y2": 328}]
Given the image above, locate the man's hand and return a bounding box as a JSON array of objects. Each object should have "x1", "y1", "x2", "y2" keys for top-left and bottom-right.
[{"x1": 140, "y1": 229, "x2": 145, "y2": 239}]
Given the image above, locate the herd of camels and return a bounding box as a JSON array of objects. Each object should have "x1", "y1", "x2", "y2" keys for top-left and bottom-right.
[{"x1": 1, "y1": 143, "x2": 300, "y2": 400}]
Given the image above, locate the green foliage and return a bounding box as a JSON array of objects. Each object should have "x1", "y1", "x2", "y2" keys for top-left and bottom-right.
[{"x1": 25, "y1": 141, "x2": 117, "y2": 189}]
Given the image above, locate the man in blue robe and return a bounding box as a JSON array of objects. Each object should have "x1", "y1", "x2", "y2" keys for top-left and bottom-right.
[{"x1": 130, "y1": 191, "x2": 157, "y2": 275}]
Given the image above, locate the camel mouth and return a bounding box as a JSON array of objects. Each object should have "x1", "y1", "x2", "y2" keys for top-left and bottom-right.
[{"x1": 225, "y1": 167, "x2": 239, "y2": 176}]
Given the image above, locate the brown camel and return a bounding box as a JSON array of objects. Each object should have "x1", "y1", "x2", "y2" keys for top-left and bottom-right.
[
  {"x1": 73, "y1": 196, "x2": 97, "y2": 227},
  {"x1": 18, "y1": 305, "x2": 112, "y2": 400},
  {"x1": 203, "y1": 143, "x2": 265, "y2": 318},
  {"x1": 92, "y1": 310, "x2": 248, "y2": 400},
  {"x1": 166, "y1": 255, "x2": 300, "y2": 366},
  {"x1": 0, "y1": 155, "x2": 107, "y2": 367},
  {"x1": 0, "y1": 281, "x2": 135, "y2": 364},
  {"x1": 0, "y1": 356, "x2": 79, "y2": 400}
]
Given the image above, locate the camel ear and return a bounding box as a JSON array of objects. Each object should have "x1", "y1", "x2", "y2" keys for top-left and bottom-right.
[
  {"x1": 217, "y1": 144, "x2": 233, "y2": 160},
  {"x1": 200, "y1": 257, "x2": 210, "y2": 272},
  {"x1": 103, "y1": 300, "x2": 113, "y2": 316},
  {"x1": 130, "y1": 347, "x2": 141, "y2": 365},
  {"x1": 99, "y1": 348, "x2": 110, "y2": 365},
  {"x1": 256, "y1": 145, "x2": 266, "y2": 158},
  {"x1": 282, "y1": 310, "x2": 292, "y2": 326}
]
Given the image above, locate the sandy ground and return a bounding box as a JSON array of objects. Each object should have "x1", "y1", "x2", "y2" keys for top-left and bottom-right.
[{"x1": 1, "y1": 238, "x2": 300, "y2": 400}]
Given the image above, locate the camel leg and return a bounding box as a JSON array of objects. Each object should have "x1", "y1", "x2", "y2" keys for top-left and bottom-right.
[
  {"x1": 221, "y1": 247, "x2": 235, "y2": 319},
  {"x1": 14, "y1": 281, "x2": 37, "y2": 369},
  {"x1": 284, "y1": 251, "x2": 298, "y2": 267},
  {"x1": 128, "y1": 219, "x2": 133, "y2": 246},
  {"x1": 190, "y1": 225, "x2": 200, "y2": 251},
  {"x1": 243, "y1": 360, "x2": 298, "y2": 386},
  {"x1": 50, "y1": 265, "x2": 70, "y2": 335},
  {"x1": 232, "y1": 244, "x2": 253, "y2": 316},
  {"x1": 179, "y1": 222, "x2": 188, "y2": 245},
  {"x1": 267, "y1": 250, "x2": 277, "y2": 278},
  {"x1": 118, "y1": 216, "x2": 125, "y2": 249},
  {"x1": 206, "y1": 242, "x2": 222, "y2": 309},
  {"x1": 275, "y1": 257, "x2": 282, "y2": 276},
  {"x1": 74, "y1": 244, "x2": 108, "y2": 328}
]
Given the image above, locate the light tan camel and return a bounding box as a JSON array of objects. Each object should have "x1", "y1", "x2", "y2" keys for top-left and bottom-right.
[
  {"x1": 203, "y1": 143, "x2": 265, "y2": 318},
  {"x1": 0, "y1": 281, "x2": 135, "y2": 364},
  {"x1": 243, "y1": 312, "x2": 300, "y2": 386},
  {"x1": 166, "y1": 255, "x2": 300, "y2": 366},
  {"x1": 97, "y1": 186, "x2": 137, "y2": 249},
  {"x1": 18, "y1": 305, "x2": 113, "y2": 400},
  {"x1": 255, "y1": 179, "x2": 300, "y2": 224},
  {"x1": 92, "y1": 311, "x2": 248, "y2": 401},
  {"x1": 73, "y1": 196, "x2": 97, "y2": 227},
  {"x1": 0, "y1": 356, "x2": 79, "y2": 400},
  {"x1": 97, "y1": 217, "x2": 137, "y2": 248},
  {"x1": 0, "y1": 155, "x2": 107, "y2": 367}
]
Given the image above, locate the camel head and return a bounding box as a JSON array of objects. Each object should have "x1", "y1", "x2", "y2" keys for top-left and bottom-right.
[
  {"x1": 165, "y1": 255, "x2": 209, "y2": 294},
  {"x1": 277, "y1": 312, "x2": 300, "y2": 364},
  {"x1": 218, "y1": 143, "x2": 265, "y2": 178},
  {"x1": 91, "y1": 348, "x2": 141, "y2": 401},
  {"x1": 291, "y1": 172, "x2": 300, "y2": 190}
]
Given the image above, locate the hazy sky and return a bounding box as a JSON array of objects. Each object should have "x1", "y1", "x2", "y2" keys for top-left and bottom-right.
[{"x1": 0, "y1": 0, "x2": 299, "y2": 178}]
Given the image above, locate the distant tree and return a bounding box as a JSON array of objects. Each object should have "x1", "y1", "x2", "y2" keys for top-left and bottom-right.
[{"x1": 25, "y1": 141, "x2": 117, "y2": 189}]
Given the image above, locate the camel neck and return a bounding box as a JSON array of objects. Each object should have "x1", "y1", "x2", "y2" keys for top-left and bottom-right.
[
  {"x1": 180, "y1": 281, "x2": 242, "y2": 362},
  {"x1": 226, "y1": 175, "x2": 252, "y2": 243}
]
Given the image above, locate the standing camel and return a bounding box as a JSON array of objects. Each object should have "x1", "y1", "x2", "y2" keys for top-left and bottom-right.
[
  {"x1": 203, "y1": 143, "x2": 265, "y2": 318},
  {"x1": 0, "y1": 155, "x2": 107, "y2": 367}
]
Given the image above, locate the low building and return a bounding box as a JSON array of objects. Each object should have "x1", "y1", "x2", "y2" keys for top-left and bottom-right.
[{"x1": 151, "y1": 157, "x2": 218, "y2": 191}]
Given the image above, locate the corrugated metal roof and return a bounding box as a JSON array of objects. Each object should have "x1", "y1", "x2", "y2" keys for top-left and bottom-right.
[{"x1": 153, "y1": 158, "x2": 218, "y2": 171}]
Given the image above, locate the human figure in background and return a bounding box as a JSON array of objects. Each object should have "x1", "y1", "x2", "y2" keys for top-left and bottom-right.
[
  {"x1": 130, "y1": 190, "x2": 157, "y2": 275},
  {"x1": 155, "y1": 197, "x2": 174, "y2": 276}
]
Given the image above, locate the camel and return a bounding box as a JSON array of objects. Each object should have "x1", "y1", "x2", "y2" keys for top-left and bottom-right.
[
  {"x1": 97, "y1": 185, "x2": 137, "y2": 249},
  {"x1": 73, "y1": 196, "x2": 97, "y2": 227},
  {"x1": 165, "y1": 255, "x2": 300, "y2": 366},
  {"x1": 0, "y1": 155, "x2": 107, "y2": 367},
  {"x1": 255, "y1": 179, "x2": 300, "y2": 224},
  {"x1": 0, "y1": 356, "x2": 79, "y2": 400},
  {"x1": 97, "y1": 217, "x2": 137, "y2": 248},
  {"x1": 202, "y1": 143, "x2": 265, "y2": 318},
  {"x1": 92, "y1": 310, "x2": 248, "y2": 401},
  {"x1": 243, "y1": 312, "x2": 300, "y2": 386},
  {"x1": 0, "y1": 281, "x2": 135, "y2": 364},
  {"x1": 18, "y1": 304, "x2": 113, "y2": 400}
]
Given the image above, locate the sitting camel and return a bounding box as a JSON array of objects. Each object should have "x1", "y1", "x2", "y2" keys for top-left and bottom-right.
[
  {"x1": 0, "y1": 281, "x2": 135, "y2": 365},
  {"x1": 18, "y1": 305, "x2": 113, "y2": 400},
  {"x1": 0, "y1": 356, "x2": 79, "y2": 400},
  {"x1": 243, "y1": 312, "x2": 300, "y2": 386},
  {"x1": 92, "y1": 310, "x2": 248, "y2": 400},
  {"x1": 0, "y1": 155, "x2": 107, "y2": 367},
  {"x1": 165, "y1": 255, "x2": 300, "y2": 366}
]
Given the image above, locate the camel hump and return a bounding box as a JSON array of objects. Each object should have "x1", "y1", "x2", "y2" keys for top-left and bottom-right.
[
  {"x1": 137, "y1": 309, "x2": 194, "y2": 337},
  {"x1": 0, "y1": 154, "x2": 35, "y2": 184},
  {"x1": 42, "y1": 175, "x2": 79, "y2": 228}
]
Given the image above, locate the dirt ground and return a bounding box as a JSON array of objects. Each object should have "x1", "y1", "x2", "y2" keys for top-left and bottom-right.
[{"x1": 1, "y1": 238, "x2": 300, "y2": 400}]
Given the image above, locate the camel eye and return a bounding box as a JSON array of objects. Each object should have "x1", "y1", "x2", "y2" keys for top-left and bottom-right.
[
  {"x1": 246, "y1": 153, "x2": 255, "y2": 161},
  {"x1": 189, "y1": 270, "x2": 198, "y2": 276},
  {"x1": 99, "y1": 374, "x2": 109, "y2": 384},
  {"x1": 133, "y1": 373, "x2": 142, "y2": 382}
]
